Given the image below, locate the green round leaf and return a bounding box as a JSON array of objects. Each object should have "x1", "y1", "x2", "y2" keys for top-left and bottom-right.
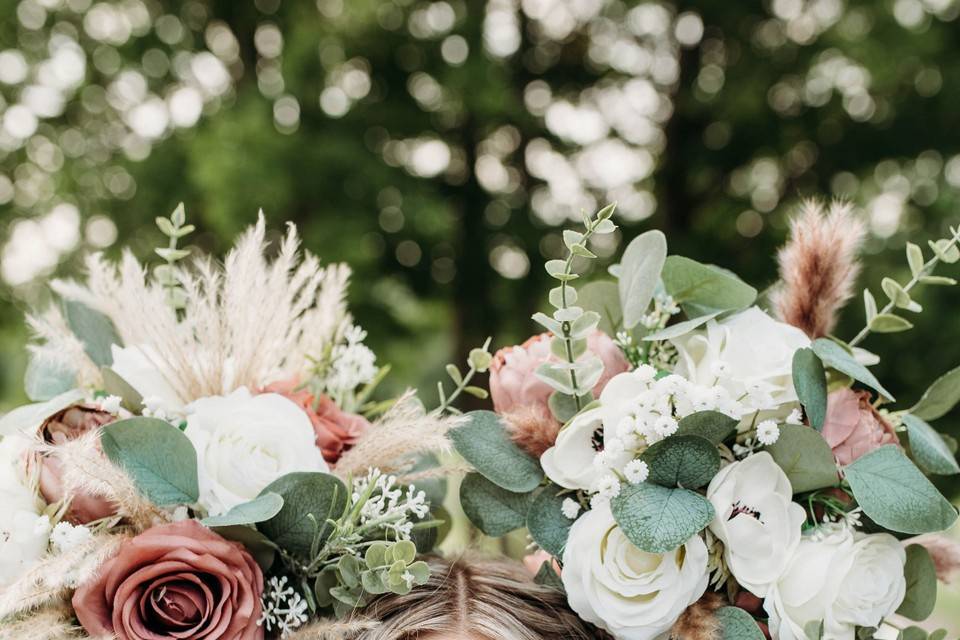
[
  {"x1": 459, "y1": 472, "x2": 531, "y2": 537},
  {"x1": 63, "y1": 299, "x2": 122, "y2": 367},
  {"x1": 812, "y1": 339, "x2": 894, "y2": 401},
  {"x1": 449, "y1": 411, "x2": 544, "y2": 492},
  {"x1": 257, "y1": 472, "x2": 348, "y2": 559},
  {"x1": 212, "y1": 525, "x2": 278, "y2": 571},
  {"x1": 643, "y1": 311, "x2": 721, "y2": 342},
  {"x1": 640, "y1": 435, "x2": 720, "y2": 489},
  {"x1": 101, "y1": 367, "x2": 144, "y2": 413},
  {"x1": 910, "y1": 365, "x2": 960, "y2": 422},
  {"x1": 903, "y1": 414, "x2": 960, "y2": 475},
  {"x1": 610, "y1": 482, "x2": 714, "y2": 553},
  {"x1": 792, "y1": 348, "x2": 827, "y2": 429},
  {"x1": 661, "y1": 256, "x2": 757, "y2": 318},
  {"x1": 526, "y1": 485, "x2": 573, "y2": 557},
  {"x1": 844, "y1": 445, "x2": 958, "y2": 534},
  {"x1": 766, "y1": 424, "x2": 839, "y2": 494},
  {"x1": 576, "y1": 280, "x2": 621, "y2": 336},
  {"x1": 619, "y1": 230, "x2": 667, "y2": 330},
  {"x1": 201, "y1": 493, "x2": 284, "y2": 527},
  {"x1": 715, "y1": 606, "x2": 765, "y2": 640},
  {"x1": 675, "y1": 411, "x2": 738, "y2": 445},
  {"x1": 897, "y1": 545, "x2": 937, "y2": 622},
  {"x1": 869, "y1": 313, "x2": 914, "y2": 333},
  {"x1": 101, "y1": 417, "x2": 199, "y2": 506}
]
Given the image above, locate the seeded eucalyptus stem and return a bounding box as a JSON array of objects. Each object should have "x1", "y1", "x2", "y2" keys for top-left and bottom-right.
[
  {"x1": 849, "y1": 227, "x2": 960, "y2": 347},
  {"x1": 434, "y1": 337, "x2": 492, "y2": 415},
  {"x1": 558, "y1": 224, "x2": 599, "y2": 411}
]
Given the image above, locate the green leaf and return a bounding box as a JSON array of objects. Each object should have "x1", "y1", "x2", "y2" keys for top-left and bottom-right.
[
  {"x1": 533, "y1": 561, "x2": 564, "y2": 591},
  {"x1": 715, "y1": 606, "x2": 765, "y2": 640},
  {"x1": 101, "y1": 367, "x2": 143, "y2": 412},
  {"x1": 863, "y1": 289, "x2": 878, "y2": 322},
  {"x1": 610, "y1": 482, "x2": 714, "y2": 553},
  {"x1": 882, "y1": 278, "x2": 912, "y2": 308},
  {"x1": 445, "y1": 364, "x2": 462, "y2": 384},
  {"x1": 906, "y1": 242, "x2": 925, "y2": 277},
  {"x1": 24, "y1": 354, "x2": 76, "y2": 402},
  {"x1": 919, "y1": 275, "x2": 957, "y2": 286},
  {"x1": 929, "y1": 239, "x2": 960, "y2": 264},
  {"x1": 526, "y1": 485, "x2": 574, "y2": 557},
  {"x1": 201, "y1": 493, "x2": 284, "y2": 527},
  {"x1": 548, "y1": 285, "x2": 577, "y2": 309},
  {"x1": 619, "y1": 230, "x2": 667, "y2": 330},
  {"x1": 101, "y1": 417, "x2": 199, "y2": 506},
  {"x1": 902, "y1": 414, "x2": 960, "y2": 475},
  {"x1": 640, "y1": 435, "x2": 720, "y2": 489},
  {"x1": 897, "y1": 544, "x2": 937, "y2": 622},
  {"x1": 459, "y1": 472, "x2": 531, "y2": 537},
  {"x1": 548, "y1": 391, "x2": 589, "y2": 424},
  {"x1": 212, "y1": 525, "x2": 277, "y2": 572},
  {"x1": 535, "y1": 362, "x2": 576, "y2": 395},
  {"x1": 766, "y1": 425, "x2": 838, "y2": 493},
  {"x1": 869, "y1": 313, "x2": 914, "y2": 333},
  {"x1": 642, "y1": 311, "x2": 721, "y2": 342},
  {"x1": 910, "y1": 365, "x2": 960, "y2": 421},
  {"x1": 812, "y1": 338, "x2": 895, "y2": 401},
  {"x1": 804, "y1": 620, "x2": 824, "y2": 640},
  {"x1": 675, "y1": 411, "x2": 738, "y2": 445},
  {"x1": 563, "y1": 230, "x2": 584, "y2": 248},
  {"x1": 792, "y1": 348, "x2": 827, "y2": 429},
  {"x1": 450, "y1": 411, "x2": 545, "y2": 492},
  {"x1": 257, "y1": 472, "x2": 348, "y2": 559},
  {"x1": 900, "y1": 627, "x2": 929, "y2": 640},
  {"x1": 63, "y1": 299, "x2": 122, "y2": 368},
  {"x1": 575, "y1": 280, "x2": 621, "y2": 335},
  {"x1": 661, "y1": 256, "x2": 757, "y2": 318},
  {"x1": 928, "y1": 630, "x2": 948, "y2": 640},
  {"x1": 844, "y1": 445, "x2": 958, "y2": 534}
]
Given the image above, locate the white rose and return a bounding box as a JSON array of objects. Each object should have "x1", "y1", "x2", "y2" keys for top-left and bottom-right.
[
  {"x1": 540, "y1": 408, "x2": 610, "y2": 491},
  {"x1": 0, "y1": 434, "x2": 51, "y2": 587},
  {"x1": 562, "y1": 503, "x2": 709, "y2": 640},
  {"x1": 670, "y1": 307, "x2": 810, "y2": 416},
  {"x1": 706, "y1": 452, "x2": 805, "y2": 596},
  {"x1": 185, "y1": 387, "x2": 328, "y2": 515},
  {"x1": 764, "y1": 527, "x2": 906, "y2": 640},
  {"x1": 111, "y1": 344, "x2": 186, "y2": 415}
]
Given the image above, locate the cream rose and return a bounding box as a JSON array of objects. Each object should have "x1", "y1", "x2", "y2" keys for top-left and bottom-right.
[
  {"x1": 110, "y1": 344, "x2": 186, "y2": 416},
  {"x1": 764, "y1": 527, "x2": 906, "y2": 640},
  {"x1": 0, "y1": 433, "x2": 51, "y2": 587},
  {"x1": 561, "y1": 503, "x2": 709, "y2": 640},
  {"x1": 184, "y1": 387, "x2": 328, "y2": 515},
  {"x1": 707, "y1": 452, "x2": 805, "y2": 596},
  {"x1": 670, "y1": 307, "x2": 810, "y2": 416}
]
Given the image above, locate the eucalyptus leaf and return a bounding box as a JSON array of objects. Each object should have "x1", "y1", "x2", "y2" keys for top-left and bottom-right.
[
  {"x1": 715, "y1": 606, "x2": 765, "y2": 640},
  {"x1": 869, "y1": 313, "x2": 913, "y2": 333},
  {"x1": 897, "y1": 544, "x2": 937, "y2": 621},
  {"x1": 881, "y1": 278, "x2": 911, "y2": 307},
  {"x1": 674, "y1": 411, "x2": 738, "y2": 445},
  {"x1": 900, "y1": 628, "x2": 929, "y2": 640},
  {"x1": 902, "y1": 414, "x2": 959, "y2": 475},
  {"x1": 640, "y1": 435, "x2": 720, "y2": 489},
  {"x1": 575, "y1": 281, "x2": 621, "y2": 335},
  {"x1": 211, "y1": 525, "x2": 277, "y2": 572},
  {"x1": 910, "y1": 365, "x2": 960, "y2": 421},
  {"x1": 258, "y1": 472, "x2": 348, "y2": 559},
  {"x1": 63, "y1": 299, "x2": 122, "y2": 367},
  {"x1": 449, "y1": 411, "x2": 544, "y2": 492},
  {"x1": 619, "y1": 231, "x2": 667, "y2": 330},
  {"x1": 533, "y1": 561, "x2": 564, "y2": 591},
  {"x1": 765, "y1": 425, "x2": 838, "y2": 493},
  {"x1": 642, "y1": 311, "x2": 720, "y2": 342},
  {"x1": 919, "y1": 275, "x2": 956, "y2": 286},
  {"x1": 101, "y1": 367, "x2": 144, "y2": 412},
  {"x1": 863, "y1": 289, "x2": 877, "y2": 322},
  {"x1": 459, "y1": 472, "x2": 531, "y2": 537},
  {"x1": 24, "y1": 354, "x2": 76, "y2": 401},
  {"x1": 844, "y1": 445, "x2": 958, "y2": 534},
  {"x1": 811, "y1": 338, "x2": 895, "y2": 401},
  {"x1": 201, "y1": 493, "x2": 284, "y2": 527},
  {"x1": 661, "y1": 256, "x2": 757, "y2": 317},
  {"x1": 610, "y1": 482, "x2": 714, "y2": 553},
  {"x1": 100, "y1": 417, "x2": 199, "y2": 506},
  {"x1": 792, "y1": 348, "x2": 827, "y2": 429},
  {"x1": 526, "y1": 485, "x2": 574, "y2": 557}
]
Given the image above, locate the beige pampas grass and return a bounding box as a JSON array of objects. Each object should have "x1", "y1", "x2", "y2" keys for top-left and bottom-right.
[
  {"x1": 334, "y1": 392, "x2": 465, "y2": 478},
  {"x1": 669, "y1": 592, "x2": 724, "y2": 640},
  {"x1": 33, "y1": 213, "x2": 353, "y2": 402},
  {"x1": 0, "y1": 603, "x2": 87, "y2": 640},
  {"x1": 503, "y1": 406, "x2": 560, "y2": 458},
  {"x1": 772, "y1": 200, "x2": 865, "y2": 338},
  {"x1": 287, "y1": 618, "x2": 377, "y2": 639}
]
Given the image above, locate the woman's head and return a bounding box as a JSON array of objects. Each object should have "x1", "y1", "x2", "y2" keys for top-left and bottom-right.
[{"x1": 353, "y1": 555, "x2": 599, "y2": 640}]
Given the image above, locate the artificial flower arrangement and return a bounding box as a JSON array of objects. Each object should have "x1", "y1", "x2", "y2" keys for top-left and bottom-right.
[
  {"x1": 0, "y1": 206, "x2": 468, "y2": 639},
  {"x1": 451, "y1": 201, "x2": 960, "y2": 640}
]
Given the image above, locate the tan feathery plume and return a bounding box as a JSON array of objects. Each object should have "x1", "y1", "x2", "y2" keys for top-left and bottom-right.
[
  {"x1": 287, "y1": 618, "x2": 377, "y2": 639},
  {"x1": 0, "y1": 603, "x2": 88, "y2": 640},
  {"x1": 503, "y1": 406, "x2": 560, "y2": 458},
  {"x1": 772, "y1": 200, "x2": 865, "y2": 338},
  {"x1": 669, "y1": 592, "x2": 724, "y2": 640},
  {"x1": 334, "y1": 392, "x2": 465, "y2": 478}
]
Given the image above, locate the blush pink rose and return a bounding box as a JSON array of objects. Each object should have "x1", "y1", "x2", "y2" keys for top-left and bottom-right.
[
  {"x1": 489, "y1": 330, "x2": 629, "y2": 418},
  {"x1": 821, "y1": 388, "x2": 899, "y2": 465},
  {"x1": 73, "y1": 520, "x2": 263, "y2": 640},
  {"x1": 264, "y1": 378, "x2": 370, "y2": 464}
]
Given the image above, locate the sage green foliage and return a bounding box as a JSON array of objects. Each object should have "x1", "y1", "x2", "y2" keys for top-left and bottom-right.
[
  {"x1": 258, "y1": 472, "x2": 348, "y2": 560},
  {"x1": 533, "y1": 561, "x2": 564, "y2": 591},
  {"x1": 910, "y1": 365, "x2": 960, "y2": 422},
  {"x1": 902, "y1": 414, "x2": 960, "y2": 475},
  {"x1": 610, "y1": 482, "x2": 714, "y2": 553},
  {"x1": 715, "y1": 606, "x2": 765, "y2": 640},
  {"x1": 201, "y1": 493, "x2": 285, "y2": 528},
  {"x1": 792, "y1": 348, "x2": 828, "y2": 429},
  {"x1": 458, "y1": 472, "x2": 531, "y2": 537},
  {"x1": 526, "y1": 485, "x2": 574, "y2": 557},
  {"x1": 212, "y1": 525, "x2": 278, "y2": 572},
  {"x1": 766, "y1": 424, "x2": 839, "y2": 494},
  {"x1": 897, "y1": 544, "x2": 938, "y2": 622},
  {"x1": 100, "y1": 417, "x2": 199, "y2": 506},
  {"x1": 63, "y1": 299, "x2": 122, "y2": 368},
  {"x1": 640, "y1": 435, "x2": 720, "y2": 489},
  {"x1": 101, "y1": 367, "x2": 144, "y2": 413},
  {"x1": 618, "y1": 230, "x2": 667, "y2": 329},
  {"x1": 434, "y1": 339, "x2": 492, "y2": 415},
  {"x1": 811, "y1": 338, "x2": 894, "y2": 401},
  {"x1": 660, "y1": 256, "x2": 757, "y2": 318},
  {"x1": 576, "y1": 281, "x2": 622, "y2": 337},
  {"x1": 153, "y1": 203, "x2": 195, "y2": 310},
  {"x1": 24, "y1": 355, "x2": 76, "y2": 402},
  {"x1": 449, "y1": 410, "x2": 543, "y2": 492},
  {"x1": 844, "y1": 445, "x2": 958, "y2": 534}
]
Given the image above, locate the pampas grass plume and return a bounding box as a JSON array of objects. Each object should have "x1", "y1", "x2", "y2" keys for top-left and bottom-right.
[{"x1": 503, "y1": 406, "x2": 559, "y2": 458}]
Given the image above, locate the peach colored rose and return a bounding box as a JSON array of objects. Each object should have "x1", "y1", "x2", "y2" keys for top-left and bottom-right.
[
  {"x1": 489, "y1": 330, "x2": 629, "y2": 417},
  {"x1": 73, "y1": 520, "x2": 263, "y2": 640},
  {"x1": 821, "y1": 388, "x2": 899, "y2": 465},
  {"x1": 264, "y1": 378, "x2": 370, "y2": 464},
  {"x1": 32, "y1": 404, "x2": 117, "y2": 524}
]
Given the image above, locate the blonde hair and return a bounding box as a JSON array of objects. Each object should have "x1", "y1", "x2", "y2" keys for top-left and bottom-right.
[{"x1": 351, "y1": 555, "x2": 599, "y2": 640}]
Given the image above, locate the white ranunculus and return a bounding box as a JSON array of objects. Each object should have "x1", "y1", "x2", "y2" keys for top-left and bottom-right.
[
  {"x1": 110, "y1": 344, "x2": 186, "y2": 415},
  {"x1": 0, "y1": 433, "x2": 51, "y2": 587},
  {"x1": 706, "y1": 452, "x2": 805, "y2": 596},
  {"x1": 670, "y1": 307, "x2": 810, "y2": 416},
  {"x1": 764, "y1": 527, "x2": 907, "y2": 640},
  {"x1": 562, "y1": 503, "x2": 709, "y2": 640},
  {"x1": 540, "y1": 408, "x2": 610, "y2": 491},
  {"x1": 185, "y1": 387, "x2": 328, "y2": 515}
]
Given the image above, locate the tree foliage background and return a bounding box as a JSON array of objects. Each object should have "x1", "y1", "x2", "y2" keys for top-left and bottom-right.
[{"x1": 2, "y1": 0, "x2": 960, "y2": 623}]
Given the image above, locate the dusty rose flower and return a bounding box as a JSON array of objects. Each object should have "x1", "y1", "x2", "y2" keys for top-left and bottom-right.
[
  {"x1": 489, "y1": 330, "x2": 629, "y2": 418},
  {"x1": 32, "y1": 404, "x2": 117, "y2": 524},
  {"x1": 821, "y1": 388, "x2": 899, "y2": 465},
  {"x1": 73, "y1": 520, "x2": 263, "y2": 640},
  {"x1": 264, "y1": 378, "x2": 370, "y2": 464}
]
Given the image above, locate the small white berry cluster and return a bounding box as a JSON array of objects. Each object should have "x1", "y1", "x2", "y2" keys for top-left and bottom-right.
[
  {"x1": 352, "y1": 468, "x2": 429, "y2": 540},
  {"x1": 258, "y1": 576, "x2": 310, "y2": 638}
]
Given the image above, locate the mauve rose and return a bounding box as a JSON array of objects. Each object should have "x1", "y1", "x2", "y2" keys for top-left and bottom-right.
[
  {"x1": 264, "y1": 378, "x2": 370, "y2": 463},
  {"x1": 73, "y1": 520, "x2": 263, "y2": 640},
  {"x1": 821, "y1": 388, "x2": 899, "y2": 465},
  {"x1": 489, "y1": 330, "x2": 629, "y2": 417},
  {"x1": 33, "y1": 404, "x2": 117, "y2": 524}
]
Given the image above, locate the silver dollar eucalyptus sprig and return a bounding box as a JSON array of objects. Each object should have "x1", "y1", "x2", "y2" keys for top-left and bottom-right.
[
  {"x1": 434, "y1": 338, "x2": 493, "y2": 415},
  {"x1": 153, "y1": 202, "x2": 195, "y2": 311},
  {"x1": 533, "y1": 203, "x2": 618, "y2": 420},
  {"x1": 851, "y1": 225, "x2": 960, "y2": 346}
]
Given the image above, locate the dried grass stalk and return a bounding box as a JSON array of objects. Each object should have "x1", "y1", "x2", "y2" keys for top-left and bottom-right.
[
  {"x1": 0, "y1": 603, "x2": 88, "y2": 640},
  {"x1": 287, "y1": 618, "x2": 377, "y2": 639},
  {"x1": 503, "y1": 405, "x2": 559, "y2": 458},
  {"x1": 670, "y1": 592, "x2": 724, "y2": 640}
]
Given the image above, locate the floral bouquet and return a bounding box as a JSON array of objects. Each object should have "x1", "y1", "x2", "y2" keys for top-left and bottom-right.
[
  {"x1": 451, "y1": 202, "x2": 960, "y2": 640},
  {"x1": 0, "y1": 207, "x2": 464, "y2": 639}
]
